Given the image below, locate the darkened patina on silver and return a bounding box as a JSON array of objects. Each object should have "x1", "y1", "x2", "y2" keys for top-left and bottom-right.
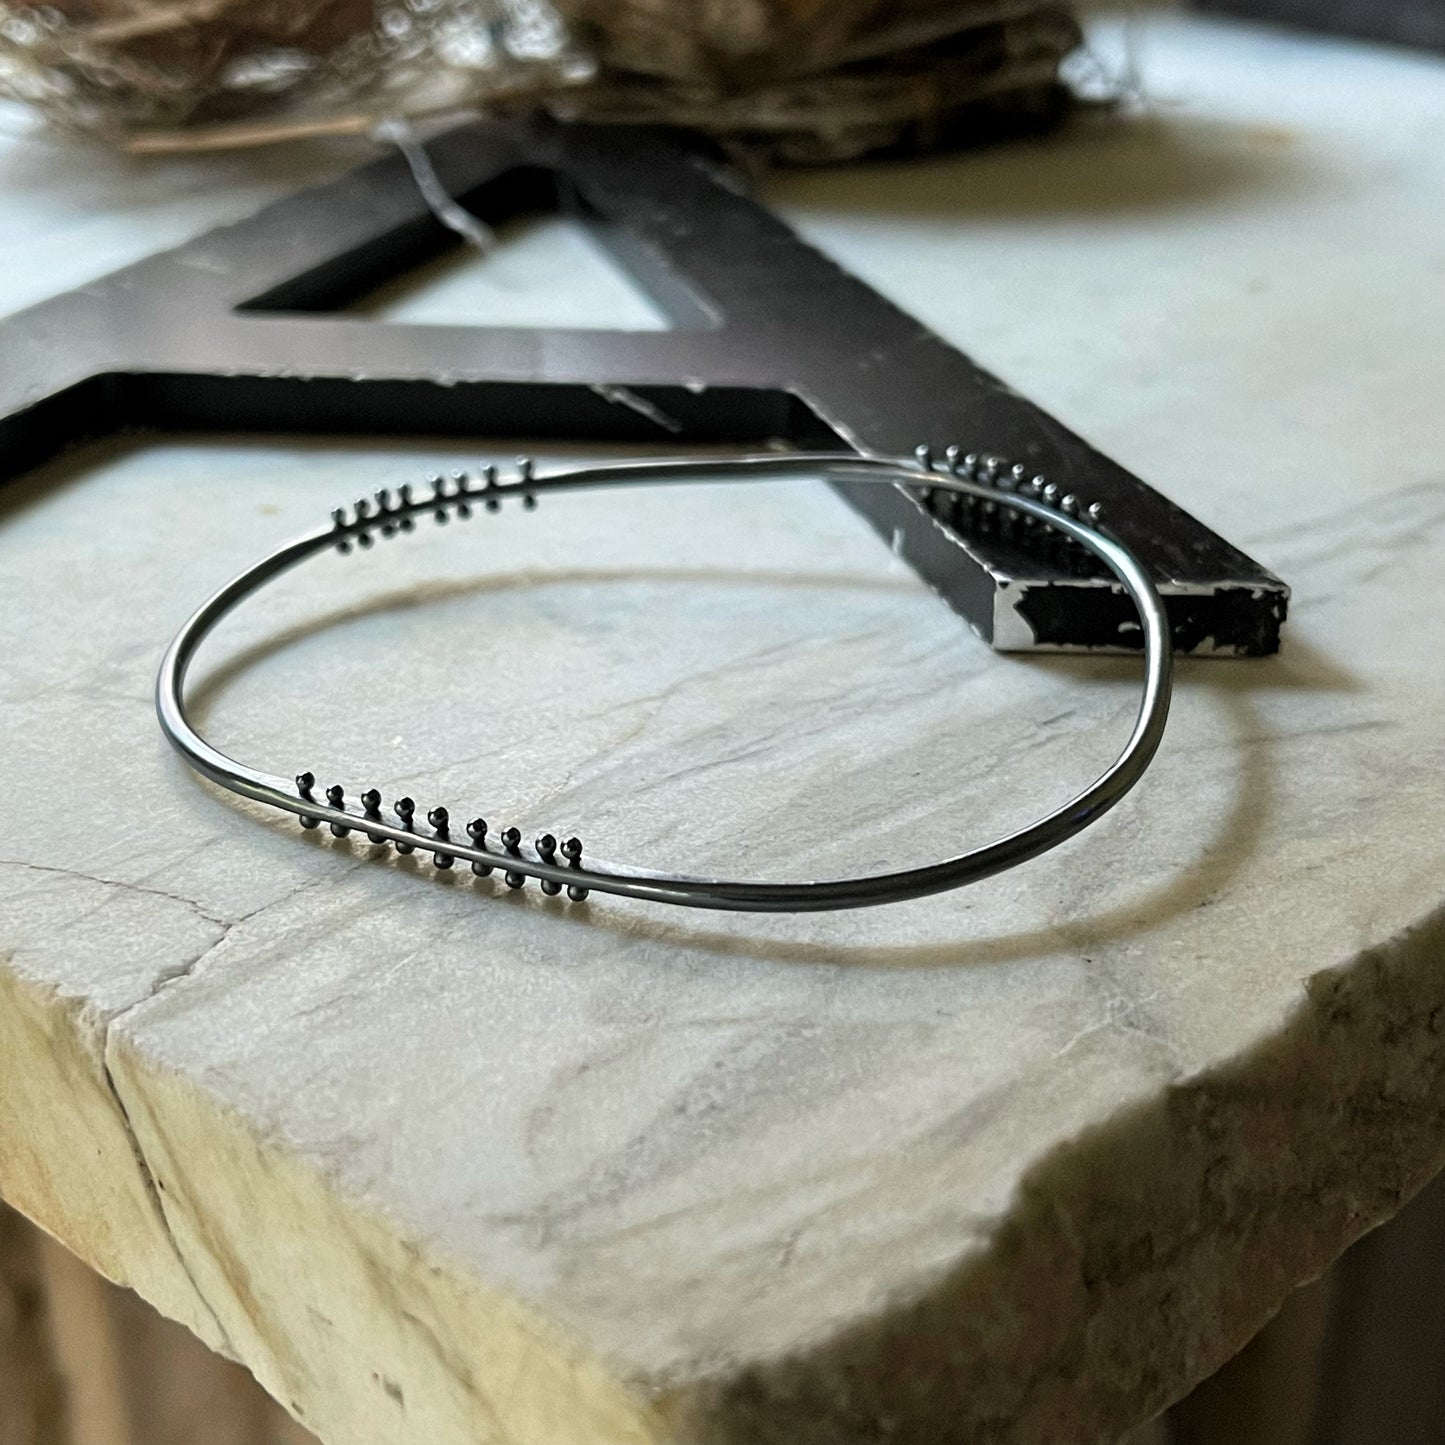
[{"x1": 157, "y1": 449, "x2": 1174, "y2": 913}]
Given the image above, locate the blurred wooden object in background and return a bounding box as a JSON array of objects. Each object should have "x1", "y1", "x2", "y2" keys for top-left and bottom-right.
[
  {"x1": 2, "y1": 1202, "x2": 315, "y2": 1445},
  {"x1": 0, "y1": 1203, "x2": 67, "y2": 1445},
  {"x1": 1168, "y1": 1277, "x2": 1333, "y2": 1445}
]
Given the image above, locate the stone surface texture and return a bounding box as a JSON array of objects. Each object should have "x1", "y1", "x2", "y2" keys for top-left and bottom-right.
[{"x1": 2, "y1": 11, "x2": 1444, "y2": 1445}]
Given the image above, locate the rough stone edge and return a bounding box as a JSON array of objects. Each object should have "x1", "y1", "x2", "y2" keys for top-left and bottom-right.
[
  {"x1": 0, "y1": 967, "x2": 228, "y2": 1355},
  {"x1": 102, "y1": 1024, "x2": 671, "y2": 1445},
  {"x1": 17, "y1": 901, "x2": 1445, "y2": 1445},
  {"x1": 662, "y1": 906, "x2": 1445, "y2": 1445}
]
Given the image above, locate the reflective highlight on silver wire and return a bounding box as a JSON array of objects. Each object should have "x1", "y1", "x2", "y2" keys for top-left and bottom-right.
[{"x1": 156, "y1": 449, "x2": 1173, "y2": 912}]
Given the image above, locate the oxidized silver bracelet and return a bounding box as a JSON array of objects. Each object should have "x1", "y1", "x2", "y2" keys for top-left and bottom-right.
[{"x1": 156, "y1": 448, "x2": 1173, "y2": 912}]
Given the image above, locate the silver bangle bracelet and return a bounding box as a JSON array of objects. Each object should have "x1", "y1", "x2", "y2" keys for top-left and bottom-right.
[{"x1": 156, "y1": 448, "x2": 1173, "y2": 913}]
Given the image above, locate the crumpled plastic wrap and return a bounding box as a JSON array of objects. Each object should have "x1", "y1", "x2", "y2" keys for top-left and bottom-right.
[{"x1": 0, "y1": 0, "x2": 1082, "y2": 160}]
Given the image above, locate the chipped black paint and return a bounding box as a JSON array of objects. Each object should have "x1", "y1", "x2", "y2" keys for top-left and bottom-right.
[{"x1": 0, "y1": 119, "x2": 1287, "y2": 654}]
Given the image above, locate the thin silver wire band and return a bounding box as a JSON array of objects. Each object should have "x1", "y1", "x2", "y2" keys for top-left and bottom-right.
[{"x1": 156, "y1": 451, "x2": 1174, "y2": 912}]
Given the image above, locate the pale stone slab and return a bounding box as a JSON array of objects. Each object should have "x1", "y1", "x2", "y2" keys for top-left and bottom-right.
[{"x1": 3, "y1": 13, "x2": 1445, "y2": 1445}]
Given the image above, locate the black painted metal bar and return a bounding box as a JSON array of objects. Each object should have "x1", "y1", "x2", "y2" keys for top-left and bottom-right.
[{"x1": 0, "y1": 119, "x2": 1288, "y2": 654}]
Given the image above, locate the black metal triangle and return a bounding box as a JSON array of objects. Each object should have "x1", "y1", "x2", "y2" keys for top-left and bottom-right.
[{"x1": 0, "y1": 118, "x2": 1286, "y2": 654}]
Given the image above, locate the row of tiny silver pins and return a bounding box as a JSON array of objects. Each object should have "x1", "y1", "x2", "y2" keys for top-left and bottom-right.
[
  {"x1": 330, "y1": 458, "x2": 540, "y2": 552},
  {"x1": 912, "y1": 444, "x2": 1105, "y2": 527},
  {"x1": 293, "y1": 772, "x2": 589, "y2": 901}
]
